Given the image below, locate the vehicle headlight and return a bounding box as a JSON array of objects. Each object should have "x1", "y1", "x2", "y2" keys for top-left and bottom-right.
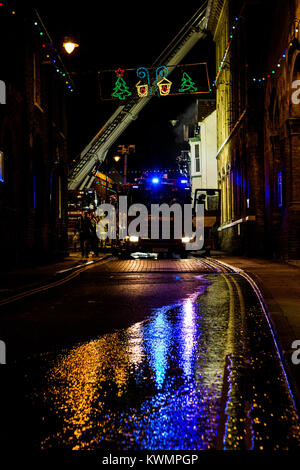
[
  {"x1": 181, "y1": 236, "x2": 192, "y2": 244},
  {"x1": 129, "y1": 236, "x2": 139, "y2": 243}
]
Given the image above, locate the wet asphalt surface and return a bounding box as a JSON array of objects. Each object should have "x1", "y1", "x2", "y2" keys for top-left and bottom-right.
[{"x1": 1, "y1": 258, "x2": 300, "y2": 452}]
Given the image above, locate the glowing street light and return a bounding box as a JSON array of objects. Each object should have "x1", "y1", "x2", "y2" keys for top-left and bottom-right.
[
  {"x1": 114, "y1": 145, "x2": 135, "y2": 184},
  {"x1": 63, "y1": 38, "x2": 79, "y2": 55}
]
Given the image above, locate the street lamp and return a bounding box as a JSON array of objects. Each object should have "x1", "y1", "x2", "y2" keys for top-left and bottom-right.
[
  {"x1": 114, "y1": 145, "x2": 135, "y2": 184},
  {"x1": 63, "y1": 37, "x2": 79, "y2": 55}
]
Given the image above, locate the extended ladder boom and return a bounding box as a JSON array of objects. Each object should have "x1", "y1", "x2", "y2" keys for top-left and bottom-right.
[{"x1": 68, "y1": 2, "x2": 207, "y2": 190}]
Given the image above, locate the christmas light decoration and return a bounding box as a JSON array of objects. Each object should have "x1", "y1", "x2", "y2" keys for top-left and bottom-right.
[
  {"x1": 115, "y1": 68, "x2": 125, "y2": 77},
  {"x1": 157, "y1": 77, "x2": 172, "y2": 96},
  {"x1": 178, "y1": 71, "x2": 197, "y2": 93},
  {"x1": 136, "y1": 82, "x2": 149, "y2": 97},
  {"x1": 156, "y1": 66, "x2": 172, "y2": 96},
  {"x1": 213, "y1": 16, "x2": 300, "y2": 88},
  {"x1": 213, "y1": 15, "x2": 241, "y2": 87},
  {"x1": 111, "y1": 69, "x2": 132, "y2": 100},
  {"x1": 31, "y1": 9, "x2": 76, "y2": 93},
  {"x1": 251, "y1": 48, "x2": 288, "y2": 84},
  {"x1": 99, "y1": 62, "x2": 210, "y2": 99},
  {"x1": 250, "y1": 24, "x2": 300, "y2": 84},
  {"x1": 136, "y1": 67, "x2": 151, "y2": 97}
]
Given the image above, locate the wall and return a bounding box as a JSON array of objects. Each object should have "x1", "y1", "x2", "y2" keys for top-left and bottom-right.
[
  {"x1": 191, "y1": 109, "x2": 218, "y2": 198},
  {"x1": 0, "y1": 7, "x2": 70, "y2": 267}
]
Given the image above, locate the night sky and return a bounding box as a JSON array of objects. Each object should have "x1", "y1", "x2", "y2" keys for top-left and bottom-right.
[{"x1": 30, "y1": 1, "x2": 214, "y2": 170}]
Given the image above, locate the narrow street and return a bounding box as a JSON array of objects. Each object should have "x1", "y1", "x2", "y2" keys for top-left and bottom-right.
[
  {"x1": 3, "y1": 0, "x2": 300, "y2": 460},
  {"x1": 1, "y1": 257, "x2": 300, "y2": 451}
]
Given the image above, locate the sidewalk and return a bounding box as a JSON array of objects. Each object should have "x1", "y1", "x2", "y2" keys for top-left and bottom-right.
[
  {"x1": 213, "y1": 255, "x2": 300, "y2": 406},
  {"x1": 0, "y1": 252, "x2": 111, "y2": 297}
]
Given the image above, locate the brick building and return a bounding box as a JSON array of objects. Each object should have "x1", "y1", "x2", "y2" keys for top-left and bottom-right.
[
  {"x1": 0, "y1": 6, "x2": 73, "y2": 267},
  {"x1": 206, "y1": 0, "x2": 300, "y2": 260},
  {"x1": 263, "y1": 0, "x2": 300, "y2": 260}
]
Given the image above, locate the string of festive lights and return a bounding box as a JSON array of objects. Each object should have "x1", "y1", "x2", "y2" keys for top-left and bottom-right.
[
  {"x1": 251, "y1": 19, "x2": 300, "y2": 84},
  {"x1": 213, "y1": 15, "x2": 241, "y2": 87},
  {"x1": 33, "y1": 9, "x2": 76, "y2": 93},
  {"x1": 213, "y1": 13, "x2": 300, "y2": 87},
  {"x1": 0, "y1": 3, "x2": 75, "y2": 93},
  {"x1": 103, "y1": 169, "x2": 184, "y2": 175}
]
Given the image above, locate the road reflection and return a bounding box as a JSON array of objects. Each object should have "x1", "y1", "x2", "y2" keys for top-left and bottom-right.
[
  {"x1": 41, "y1": 280, "x2": 225, "y2": 450},
  {"x1": 25, "y1": 274, "x2": 300, "y2": 451}
]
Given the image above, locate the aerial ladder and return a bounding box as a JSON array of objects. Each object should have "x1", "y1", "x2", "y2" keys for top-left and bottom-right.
[{"x1": 68, "y1": 2, "x2": 208, "y2": 191}]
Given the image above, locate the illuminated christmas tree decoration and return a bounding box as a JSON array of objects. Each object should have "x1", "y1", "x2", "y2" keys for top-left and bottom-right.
[
  {"x1": 178, "y1": 71, "x2": 197, "y2": 93},
  {"x1": 112, "y1": 70, "x2": 132, "y2": 100}
]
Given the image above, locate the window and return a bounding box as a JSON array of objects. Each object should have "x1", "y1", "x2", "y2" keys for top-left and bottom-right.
[
  {"x1": 194, "y1": 144, "x2": 201, "y2": 174},
  {"x1": 33, "y1": 53, "x2": 42, "y2": 109},
  {"x1": 0, "y1": 151, "x2": 4, "y2": 182},
  {"x1": 278, "y1": 172, "x2": 283, "y2": 207},
  {"x1": 0, "y1": 80, "x2": 5, "y2": 105}
]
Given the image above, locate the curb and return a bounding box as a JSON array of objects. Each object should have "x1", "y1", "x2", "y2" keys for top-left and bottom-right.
[
  {"x1": 0, "y1": 254, "x2": 112, "y2": 307},
  {"x1": 209, "y1": 257, "x2": 300, "y2": 416}
]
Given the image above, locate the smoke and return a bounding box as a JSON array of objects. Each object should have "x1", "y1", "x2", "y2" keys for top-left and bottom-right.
[{"x1": 172, "y1": 101, "x2": 197, "y2": 144}]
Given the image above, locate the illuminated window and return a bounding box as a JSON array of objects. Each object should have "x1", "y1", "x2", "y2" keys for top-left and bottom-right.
[{"x1": 0, "y1": 151, "x2": 4, "y2": 182}]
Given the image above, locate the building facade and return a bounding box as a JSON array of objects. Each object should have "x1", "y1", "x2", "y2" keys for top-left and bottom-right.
[
  {"x1": 206, "y1": 0, "x2": 300, "y2": 259},
  {"x1": 206, "y1": 0, "x2": 265, "y2": 255},
  {"x1": 190, "y1": 103, "x2": 217, "y2": 200},
  {"x1": 263, "y1": 0, "x2": 300, "y2": 260},
  {"x1": 0, "y1": 6, "x2": 72, "y2": 267}
]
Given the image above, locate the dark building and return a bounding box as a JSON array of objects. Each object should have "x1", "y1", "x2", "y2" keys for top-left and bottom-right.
[
  {"x1": 263, "y1": 0, "x2": 300, "y2": 261},
  {"x1": 0, "y1": 6, "x2": 73, "y2": 267}
]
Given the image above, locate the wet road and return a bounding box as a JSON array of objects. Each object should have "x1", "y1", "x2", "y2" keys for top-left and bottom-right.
[{"x1": 1, "y1": 258, "x2": 300, "y2": 451}]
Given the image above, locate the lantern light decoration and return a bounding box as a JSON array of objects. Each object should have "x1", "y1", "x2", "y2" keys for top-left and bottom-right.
[
  {"x1": 136, "y1": 67, "x2": 151, "y2": 97},
  {"x1": 156, "y1": 65, "x2": 172, "y2": 96},
  {"x1": 136, "y1": 81, "x2": 149, "y2": 97},
  {"x1": 157, "y1": 77, "x2": 172, "y2": 96}
]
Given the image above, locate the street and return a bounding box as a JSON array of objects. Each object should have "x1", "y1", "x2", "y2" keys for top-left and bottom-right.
[
  {"x1": 3, "y1": 0, "x2": 300, "y2": 460},
  {"x1": 1, "y1": 257, "x2": 300, "y2": 451}
]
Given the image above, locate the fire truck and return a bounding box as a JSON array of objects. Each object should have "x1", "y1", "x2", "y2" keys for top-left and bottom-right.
[{"x1": 111, "y1": 174, "x2": 221, "y2": 258}]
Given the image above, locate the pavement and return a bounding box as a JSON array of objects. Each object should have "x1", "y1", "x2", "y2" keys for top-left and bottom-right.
[
  {"x1": 211, "y1": 254, "x2": 300, "y2": 407},
  {"x1": 0, "y1": 251, "x2": 111, "y2": 297}
]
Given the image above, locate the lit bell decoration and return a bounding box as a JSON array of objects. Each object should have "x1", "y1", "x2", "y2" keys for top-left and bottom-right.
[
  {"x1": 136, "y1": 81, "x2": 149, "y2": 97},
  {"x1": 157, "y1": 77, "x2": 172, "y2": 96}
]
